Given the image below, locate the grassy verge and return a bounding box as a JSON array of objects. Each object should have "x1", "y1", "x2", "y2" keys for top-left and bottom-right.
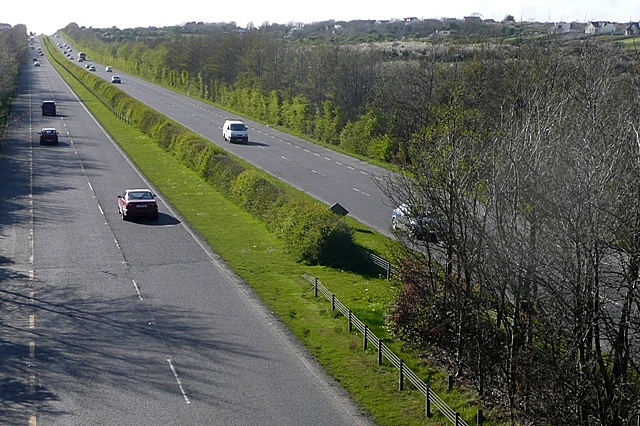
[{"x1": 46, "y1": 47, "x2": 484, "y2": 426}]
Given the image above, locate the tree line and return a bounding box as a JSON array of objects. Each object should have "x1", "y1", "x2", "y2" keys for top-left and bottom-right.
[
  {"x1": 60, "y1": 23, "x2": 640, "y2": 424},
  {"x1": 0, "y1": 25, "x2": 28, "y2": 138},
  {"x1": 60, "y1": 21, "x2": 549, "y2": 165},
  {"x1": 381, "y1": 40, "x2": 640, "y2": 424}
]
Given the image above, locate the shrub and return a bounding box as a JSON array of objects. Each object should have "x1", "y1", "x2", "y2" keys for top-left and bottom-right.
[
  {"x1": 202, "y1": 155, "x2": 246, "y2": 196},
  {"x1": 272, "y1": 198, "x2": 354, "y2": 266},
  {"x1": 152, "y1": 120, "x2": 183, "y2": 150},
  {"x1": 232, "y1": 170, "x2": 286, "y2": 219}
]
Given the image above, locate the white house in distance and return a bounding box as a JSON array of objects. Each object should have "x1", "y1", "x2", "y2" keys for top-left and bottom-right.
[
  {"x1": 585, "y1": 21, "x2": 616, "y2": 35},
  {"x1": 552, "y1": 22, "x2": 582, "y2": 33}
]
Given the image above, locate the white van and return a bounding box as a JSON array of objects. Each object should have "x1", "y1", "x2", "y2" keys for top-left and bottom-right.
[{"x1": 222, "y1": 120, "x2": 249, "y2": 144}]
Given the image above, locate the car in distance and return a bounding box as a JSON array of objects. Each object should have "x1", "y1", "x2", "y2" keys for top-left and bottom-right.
[
  {"x1": 39, "y1": 128, "x2": 58, "y2": 145},
  {"x1": 117, "y1": 189, "x2": 158, "y2": 220},
  {"x1": 222, "y1": 119, "x2": 249, "y2": 144},
  {"x1": 105, "y1": 66, "x2": 112, "y2": 72},
  {"x1": 88, "y1": 65, "x2": 96, "y2": 71},
  {"x1": 41, "y1": 100, "x2": 56, "y2": 116},
  {"x1": 34, "y1": 61, "x2": 40, "y2": 67},
  {"x1": 111, "y1": 75, "x2": 121, "y2": 83},
  {"x1": 392, "y1": 203, "x2": 444, "y2": 242}
]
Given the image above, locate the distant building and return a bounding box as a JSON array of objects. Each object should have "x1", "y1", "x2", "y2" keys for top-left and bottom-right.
[
  {"x1": 552, "y1": 22, "x2": 582, "y2": 33},
  {"x1": 585, "y1": 21, "x2": 616, "y2": 35},
  {"x1": 626, "y1": 22, "x2": 640, "y2": 35}
]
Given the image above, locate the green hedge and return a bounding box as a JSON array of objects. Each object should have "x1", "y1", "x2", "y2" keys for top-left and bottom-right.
[{"x1": 43, "y1": 36, "x2": 355, "y2": 266}]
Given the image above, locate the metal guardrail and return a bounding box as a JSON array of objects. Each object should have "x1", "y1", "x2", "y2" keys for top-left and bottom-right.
[{"x1": 302, "y1": 273, "x2": 478, "y2": 426}]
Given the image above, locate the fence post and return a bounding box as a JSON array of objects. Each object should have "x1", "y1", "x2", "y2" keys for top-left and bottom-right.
[
  {"x1": 477, "y1": 409, "x2": 483, "y2": 426},
  {"x1": 331, "y1": 294, "x2": 335, "y2": 311},
  {"x1": 455, "y1": 412, "x2": 460, "y2": 426},
  {"x1": 348, "y1": 310, "x2": 352, "y2": 332},
  {"x1": 399, "y1": 359, "x2": 404, "y2": 391},
  {"x1": 387, "y1": 260, "x2": 391, "y2": 280},
  {"x1": 425, "y1": 384, "x2": 431, "y2": 417},
  {"x1": 448, "y1": 374, "x2": 454, "y2": 391},
  {"x1": 314, "y1": 277, "x2": 318, "y2": 297},
  {"x1": 377, "y1": 340, "x2": 382, "y2": 366},
  {"x1": 363, "y1": 325, "x2": 368, "y2": 351}
]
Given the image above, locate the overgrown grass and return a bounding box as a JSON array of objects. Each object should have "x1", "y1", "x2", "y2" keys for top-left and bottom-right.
[{"x1": 46, "y1": 47, "x2": 487, "y2": 426}]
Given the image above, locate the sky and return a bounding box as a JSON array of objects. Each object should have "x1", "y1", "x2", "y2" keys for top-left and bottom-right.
[{"x1": 4, "y1": 0, "x2": 640, "y2": 35}]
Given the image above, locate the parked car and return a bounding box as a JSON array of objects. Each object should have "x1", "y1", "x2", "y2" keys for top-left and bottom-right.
[
  {"x1": 222, "y1": 119, "x2": 249, "y2": 144},
  {"x1": 39, "y1": 128, "x2": 58, "y2": 145},
  {"x1": 392, "y1": 203, "x2": 444, "y2": 242},
  {"x1": 117, "y1": 189, "x2": 158, "y2": 220},
  {"x1": 111, "y1": 75, "x2": 121, "y2": 83}
]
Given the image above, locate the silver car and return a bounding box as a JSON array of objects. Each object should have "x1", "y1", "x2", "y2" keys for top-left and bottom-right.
[{"x1": 392, "y1": 203, "x2": 444, "y2": 242}]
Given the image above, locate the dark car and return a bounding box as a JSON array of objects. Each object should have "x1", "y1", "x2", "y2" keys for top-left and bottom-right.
[
  {"x1": 117, "y1": 189, "x2": 158, "y2": 220},
  {"x1": 39, "y1": 128, "x2": 59, "y2": 145},
  {"x1": 41, "y1": 100, "x2": 56, "y2": 116}
]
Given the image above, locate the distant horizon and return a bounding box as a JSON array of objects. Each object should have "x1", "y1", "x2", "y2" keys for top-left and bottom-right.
[
  {"x1": 9, "y1": 16, "x2": 640, "y2": 33},
  {"x1": 4, "y1": 0, "x2": 639, "y2": 35}
]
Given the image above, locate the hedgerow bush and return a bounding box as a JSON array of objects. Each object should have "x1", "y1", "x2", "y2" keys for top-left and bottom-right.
[
  {"x1": 231, "y1": 170, "x2": 286, "y2": 219},
  {"x1": 270, "y1": 197, "x2": 354, "y2": 266},
  {"x1": 201, "y1": 154, "x2": 246, "y2": 197}
]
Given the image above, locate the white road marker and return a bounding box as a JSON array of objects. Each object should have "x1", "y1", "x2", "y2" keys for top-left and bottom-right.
[{"x1": 167, "y1": 359, "x2": 191, "y2": 404}]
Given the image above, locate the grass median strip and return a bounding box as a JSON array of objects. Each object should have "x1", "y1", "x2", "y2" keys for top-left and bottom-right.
[{"x1": 47, "y1": 49, "x2": 481, "y2": 425}]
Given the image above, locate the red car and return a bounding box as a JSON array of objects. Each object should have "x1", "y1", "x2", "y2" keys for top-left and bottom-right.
[
  {"x1": 39, "y1": 128, "x2": 58, "y2": 145},
  {"x1": 117, "y1": 189, "x2": 158, "y2": 220}
]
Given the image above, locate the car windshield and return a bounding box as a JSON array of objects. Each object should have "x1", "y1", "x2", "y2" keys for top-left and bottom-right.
[
  {"x1": 42, "y1": 129, "x2": 55, "y2": 135},
  {"x1": 128, "y1": 191, "x2": 153, "y2": 200},
  {"x1": 230, "y1": 123, "x2": 245, "y2": 131}
]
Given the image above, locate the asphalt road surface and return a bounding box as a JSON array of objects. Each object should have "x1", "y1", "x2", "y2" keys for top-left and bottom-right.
[{"x1": 0, "y1": 39, "x2": 374, "y2": 426}]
